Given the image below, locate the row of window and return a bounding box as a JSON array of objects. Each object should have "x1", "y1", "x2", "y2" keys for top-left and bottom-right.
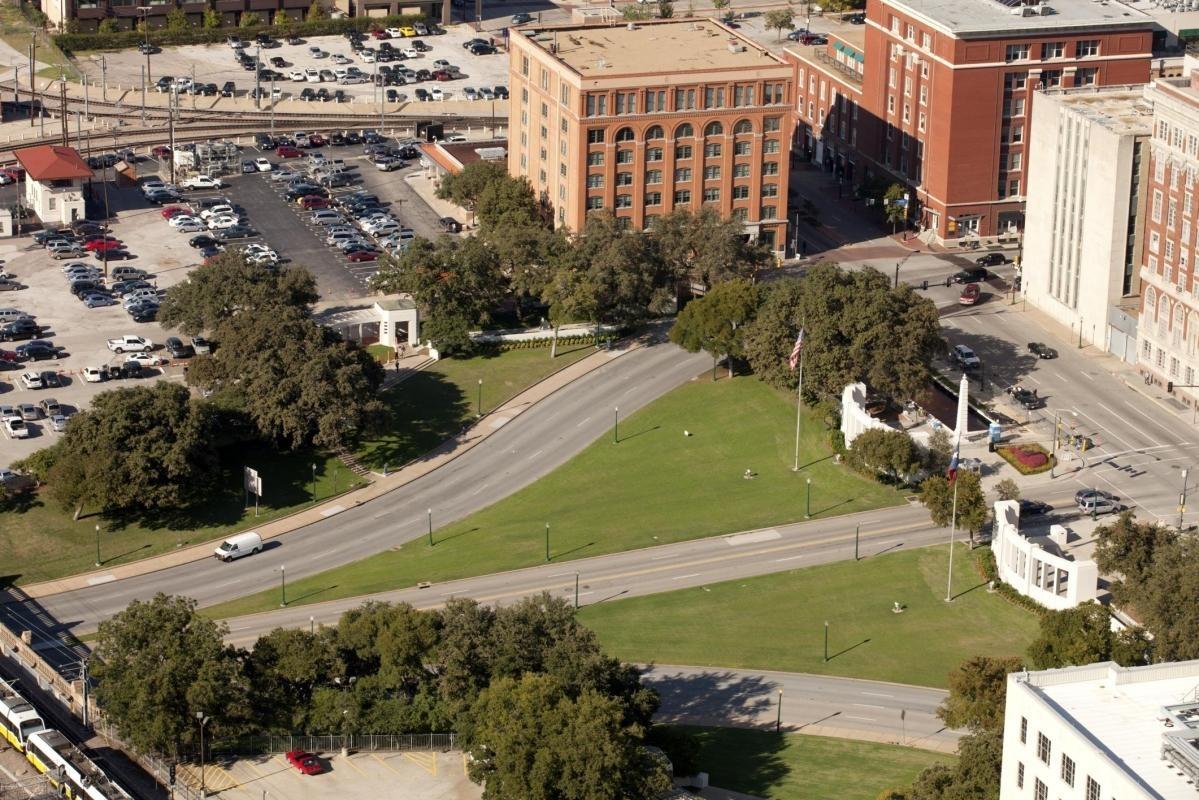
[
  {"x1": 1004, "y1": 39, "x2": 1101, "y2": 64},
  {"x1": 1156, "y1": 121, "x2": 1199, "y2": 158},
  {"x1": 585, "y1": 118, "x2": 782, "y2": 144},
  {"x1": 1017, "y1": 718, "x2": 1103, "y2": 800},
  {"x1": 585, "y1": 193, "x2": 778, "y2": 216},
  {"x1": 581, "y1": 83, "x2": 787, "y2": 117},
  {"x1": 586, "y1": 166, "x2": 779, "y2": 186}
]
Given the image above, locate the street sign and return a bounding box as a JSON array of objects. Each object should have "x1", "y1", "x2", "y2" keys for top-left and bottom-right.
[{"x1": 244, "y1": 466, "x2": 262, "y2": 497}]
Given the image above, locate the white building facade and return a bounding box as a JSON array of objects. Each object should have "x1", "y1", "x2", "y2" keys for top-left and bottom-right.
[
  {"x1": 1001, "y1": 660, "x2": 1199, "y2": 800},
  {"x1": 990, "y1": 500, "x2": 1099, "y2": 611},
  {"x1": 12, "y1": 145, "x2": 92, "y2": 228},
  {"x1": 1023, "y1": 86, "x2": 1151, "y2": 357}
]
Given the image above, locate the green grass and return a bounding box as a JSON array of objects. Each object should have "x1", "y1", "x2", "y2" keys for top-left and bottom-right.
[
  {"x1": 356, "y1": 343, "x2": 596, "y2": 472},
  {"x1": 0, "y1": 6, "x2": 78, "y2": 79},
  {"x1": 0, "y1": 447, "x2": 363, "y2": 586},
  {"x1": 674, "y1": 726, "x2": 952, "y2": 800},
  {"x1": 579, "y1": 545, "x2": 1038, "y2": 688},
  {"x1": 204, "y1": 375, "x2": 905, "y2": 619}
]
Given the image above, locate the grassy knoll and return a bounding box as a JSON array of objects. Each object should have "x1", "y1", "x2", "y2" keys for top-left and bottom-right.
[
  {"x1": 205, "y1": 375, "x2": 905, "y2": 618},
  {"x1": 356, "y1": 343, "x2": 595, "y2": 471},
  {"x1": 673, "y1": 726, "x2": 951, "y2": 800},
  {"x1": 579, "y1": 544, "x2": 1037, "y2": 688},
  {"x1": 0, "y1": 447, "x2": 362, "y2": 586}
]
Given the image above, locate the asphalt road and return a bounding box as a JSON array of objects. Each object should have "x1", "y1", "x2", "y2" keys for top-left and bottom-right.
[
  {"x1": 15, "y1": 333, "x2": 711, "y2": 641},
  {"x1": 642, "y1": 664, "x2": 960, "y2": 752}
]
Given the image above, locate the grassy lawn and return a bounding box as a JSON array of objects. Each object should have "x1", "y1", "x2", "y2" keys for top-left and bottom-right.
[
  {"x1": 205, "y1": 375, "x2": 905, "y2": 619},
  {"x1": 0, "y1": 447, "x2": 363, "y2": 587},
  {"x1": 579, "y1": 545, "x2": 1038, "y2": 688},
  {"x1": 0, "y1": 7, "x2": 77, "y2": 79},
  {"x1": 356, "y1": 343, "x2": 595, "y2": 472},
  {"x1": 673, "y1": 726, "x2": 951, "y2": 800}
]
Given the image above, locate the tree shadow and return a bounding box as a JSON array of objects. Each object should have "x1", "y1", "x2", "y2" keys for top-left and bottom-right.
[
  {"x1": 357, "y1": 371, "x2": 472, "y2": 472},
  {"x1": 664, "y1": 725, "x2": 790, "y2": 797},
  {"x1": 642, "y1": 667, "x2": 778, "y2": 729}
]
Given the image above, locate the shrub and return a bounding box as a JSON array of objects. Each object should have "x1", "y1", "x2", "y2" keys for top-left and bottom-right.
[{"x1": 996, "y1": 443, "x2": 1054, "y2": 475}]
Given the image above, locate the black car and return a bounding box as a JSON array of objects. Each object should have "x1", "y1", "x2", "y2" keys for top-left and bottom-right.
[
  {"x1": 412, "y1": 40, "x2": 431, "y2": 52},
  {"x1": 39, "y1": 371, "x2": 62, "y2": 388},
  {"x1": 952, "y1": 266, "x2": 988, "y2": 284},
  {"x1": 414, "y1": 88, "x2": 430, "y2": 102},
  {"x1": 976, "y1": 252, "x2": 1008, "y2": 267},
  {"x1": 165, "y1": 336, "x2": 195, "y2": 359},
  {"x1": 215, "y1": 226, "x2": 257, "y2": 240},
  {"x1": 286, "y1": 36, "x2": 303, "y2": 46},
  {"x1": 112, "y1": 279, "x2": 152, "y2": 295},
  {"x1": 138, "y1": 42, "x2": 159, "y2": 55},
  {"x1": 463, "y1": 38, "x2": 489, "y2": 50},
  {"x1": 189, "y1": 234, "x2": 219, "y2": 249},
  {"x1": 1, "y1": 319, "x2": 41, "y2": 341},
  {"x1": 116, "y1": 361, "x2": 143, "y2": 379},
  {"x1": 416, "y1": 69, "x2": 432, "y2": 82},
  {"x1": 198, "y1": 245, "x2": 223, "y2": 258},
  {"x1": 255, "y1": 133, "x2": 276, "y2": 150},
  {"x1": 438, "y1": 216, "x2": 461, "y2": 233},
  {"x1": 15, "y1": 341, "x2": 56, "y2": 361},
  {"x1": 315, "y1": 87, "x2": 332, "y2": 102},
  {"x1": 300, "y1": 88, "x2": 317, "y2": 102},
  {"x1": 1018, "y1": 499, "x2": 1051, "y2": 516},
  {"x1": 130, "y1": 306, "x2": 157, "y2": 323},
  {"x1": 329, "y1": 131, "x2": 347, "y2": 146},
  {"x1": 470, "y1": 44, "x2": 497, "y2": 55},
  {"x1": 221, "y1": 81, "x2": 236, "y2": 97},
  {"x1": 200, "y1": 83, "x2": 219, "y2": 96},
  {"x1": 1028, "y1": 342, "x2": 1058, "y2": 359},
  {"x1": 398, "y1": 145, "x2": 419, "y2": 160},
  {"x1": 1007, "y1": 387, "x2": 1044, "y2": 410},
  {"x1": 69, "y1": 280, "x2": 103, "y2": 297},
  {"x1": 493, "y1": 85, "x2": 509, "y2": 99}
]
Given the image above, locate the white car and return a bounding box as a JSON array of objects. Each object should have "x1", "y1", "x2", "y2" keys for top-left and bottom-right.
[
  {"x1": 174, "y1": 219, "x2": 205, "y2": 233},
  {"x1": 401, "y1": 48, "x2": 419, "y2": 58},
  {"x1": 19, "y1": 372, "x2": 42, "y2": 390},
  {"x1": 199, "y1": 204, "x2": 235, "y2": 220},
  {"x1": 305, "y1": 68, "x2": 321, "y2": 83},
  {"x1": 254, "y1": 158, "x2": 273, "y2": 172},
  {"x1": 82, "y1": 365, "x2": 107, "y2": 383},
  {"x1": 48, "y1": 414, "x2": 67, "y2": 432},
  {"x1": 182, "y1": 175, "x2": 223, "y2": 190},
  {"x1": 289, "y1": 69, "x2": 306, "y2": 82},
  {"x1": 141, "y1": 180, "x2": 167, "y2": 194},
  {"x1": 2, "y1": 417, "x2": 28, "y2": 439},
  {"x1": 271, "y1": 169, "x2": 298, "y2": 182},
  {"x1": 331, "y1": 53, "x2": 352, "y2": 64},
  {"x1": 386, "y1": 27, "x2": 403, "y2": 37},
  {"x1": 361, "y1": 50, "x2": 376, "y2": 63},
  {"x1": 207, "y1": 215, "x2": 241, "y2": 230},
  {"x1": 430, "y1": 88, "x2": 445, "y2": 101},
  {"x1": 169, "y1": 214, "x2": 203, "y2": 228},
  {"x1": 126, "y1": 352, "x2": 167, "y2": 367}
]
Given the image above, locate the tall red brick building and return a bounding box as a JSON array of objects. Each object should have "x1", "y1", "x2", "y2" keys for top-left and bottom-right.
[{"x1": 787, "y1": 0, "x2": 1154, "y2": 243}]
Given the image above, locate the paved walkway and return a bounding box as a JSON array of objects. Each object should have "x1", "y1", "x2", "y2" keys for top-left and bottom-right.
[{"x1": 19, "y1": 342, "x2": 633, "y2": 599}]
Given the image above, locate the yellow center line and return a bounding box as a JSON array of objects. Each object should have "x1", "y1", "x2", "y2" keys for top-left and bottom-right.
[{"x1": 339, "y1": 753, "x2": 368, "y2": 776}]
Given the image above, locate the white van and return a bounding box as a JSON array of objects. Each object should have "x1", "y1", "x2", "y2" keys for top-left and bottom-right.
[{"x1": 213, "y1": 531, "x2": 263, "y2": 562}]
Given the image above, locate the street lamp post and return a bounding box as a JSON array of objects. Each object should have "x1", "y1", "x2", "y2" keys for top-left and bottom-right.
[
  {"x1": 94, "y1": 524, "x2": 101, "y2": 567},
  {"x1": 805, "y1": 478, "x2": 812, "y2": 519},
  {"x1": 545, "y1": 522, "x2": 550, "y2": 562},
  {"x1": 196, "y1": 712, "x2": 210, "y2": 799},
  {"x1": 613, "y1": 406, "x2": 619, "y2": 444},
  {"x1": 776, "y1": 689, "x2": 783, "y2": 733},
  {"x1": 574, "y1": 572, "x2": 580, "y2": 608},
  {"x1": 1050, "y1": 413, "x2": 1060, "y2": 479},
  {"x1": 311, "y1": 463, "x2": 317, "y2": 502},
  {"x1": 138, "y1": 7, "x2": 152, "y2": 82},
  {"x1": 1181, "y1": 468, "x2": 1190, "y2": 530},
  {"x1": 427, "y1": 508, "x2": 433, "y2": 546},
  {"x1": 310, "y1": 615, "x2": 315, "y2": 635},
  {"x1": 823, "y1": 621, "x2": 829, "y2": 662},
  {"x1": 279, "y1": 565, "x2": 286, "y2": 607},
  {"x1": 477, "y1": 378, "x2": 483, "y2": 417},
  {"x1": 854, "y1": 523, "x2": 860, "y2": 561}
]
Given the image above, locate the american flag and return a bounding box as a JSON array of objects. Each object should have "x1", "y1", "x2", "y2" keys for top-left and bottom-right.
[{"x1": 788, "y1": 329, "x2": 805, "y2": 371}]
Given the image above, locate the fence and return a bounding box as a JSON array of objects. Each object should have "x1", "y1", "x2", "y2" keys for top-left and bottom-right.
[{"x1": 217, "y1": 732, "x2": 458, "y2": 756}]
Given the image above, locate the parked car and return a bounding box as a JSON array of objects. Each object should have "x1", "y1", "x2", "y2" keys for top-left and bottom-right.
[
  {"x1": 511, "y1": 12, "x2": 533, "y2": 23},
  {"x1": 949, "y1": 344, "x2": 981, "y2": 369},
  {"x1": 438, "y1": 217, "x2": 462, "y2": 233},
  {"x1": 958, "y1": 283, "x2": 981, "y2": 306}
]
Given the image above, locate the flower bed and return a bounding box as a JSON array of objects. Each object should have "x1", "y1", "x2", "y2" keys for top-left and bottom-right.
[{"x1": 996, "y1": 443, "x2": 1054, "y2": 475}]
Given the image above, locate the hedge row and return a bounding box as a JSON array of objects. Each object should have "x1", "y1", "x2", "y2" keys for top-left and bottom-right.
[
  {"x1": 973, "y1": 548, "x2": 1048, "y2": 617},
  {"x1": 494, "y1": 335, "x2": 604, "y2": 351},
  {"x1": 54, "y1": 14, "x2": 426, "y2": 53}
]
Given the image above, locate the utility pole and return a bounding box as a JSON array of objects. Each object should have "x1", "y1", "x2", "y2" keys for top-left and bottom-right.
[
  {"x1": 28, "y1": 40, "x2": 35, "y2": 129},
  {"x1": 254, "y1": 43, "x2": 261, "y2": 109},
  {"x1": 80, "y1": 658, "x2": 90, "y2": 728},
  {"x1": 100, "y1": 55, "x2": 107, "y2": 102},
  {"x1": 139, "y1": 7, "x2": 152, "y2": 82},
  {"x1": 140, "y1": 64, "x2": 146, "y2": 124},
  {"x1": 1180, "y1": 467, "x2": 1190, "y2": 530},
  {"x1": 83, "y1": 74, "x2": 89, "y2": 120},
  {"x1": 167, "y1": 87, "x2": 176, "y2": 184},
  {"x1": 59, "y1": 79, "x2": 68, "y2": 146}
]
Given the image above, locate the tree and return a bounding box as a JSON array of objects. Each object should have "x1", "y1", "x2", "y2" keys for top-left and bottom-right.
[
  {"x1": 186, "y1": 307, "x2": 384, "y2": 449},
  {"x1": 622, "y1": 4, "x2": 653, "y2": 20},
  {"x1": 240, "y1": 11, "x2": 261, "y2": 27},
  {"x1": 994, "y1": 478, "x2": 1021, "y2": 502},
  {"x1": 918, "y1": 472, "x2": 987, "y2": 541},
  {"x1": 165, "y1": 6, "x2": 188, "y2": 29},
  {"x1": 45, "y1": 383, "x2": 217, "y2": 516},
  {"x1": 157, "y1": 251, "x2": 318, "y2": 336},
  {"x1": 1093, "y1": 512, "x2": 1175, "y2": 605},
  {"x1": 248, "y1": 627, "x2": 341, "y2": 732},
  {"x1": 274, "y1": 8, "x2": 289, "y2": 24},
  {"x1": 1026, "y1": 604, "x2": 1152, "y2": 669},
  {"x1": 93, "y1": 594, "x2": 248, "y2": 757},
  {"x1": 658, "y1": 0, "x2": 674, "y2": 17},
  {"x1": 925, "y1": 426, "x2": 952, "y2": 474},
  {"x1": 202, "y1": 7, "x2": 221, "y2": 28},
  {"x1": 939, "y1": 656, "x2": 1021, "y2": 732},
  {"x1": 764, "y1": 7, "x2": 795, "y2": 39},
  {"x1": 306, "y1": 0, "x2": 325, "y2": 19},
  {"x1": 742, "y1": 265, "x2": 943, "y2": 403},
  {"x1": 464, "y1": 674, "x2": 670, "y2": 800},
  {"x1": 669, "y1": 279, "x2": 759, "y2": 378},
  {"x1": 435, "y1": 161, "x2": 509, "y2": 213},
  {"x1": 370, "y1": 236, "x2": 507, "y2": 356},
  {"x1": 884, "y1": 183, "x2": 908, "y2": 235},
  {"x1": 98, "y1": 18, "x2": 119, "y2": 34},
  {"x1": 337, "y1": 602, "x2": 441, "y2": 693},
  {"x1": 710, "y1": 0, "x2": 730, "y2": 11},
  {"x1": 434, "y1": 598, "x2": 496, "y2": 719},
  {"x1": 845, "y1": 428, "x2": 922, "y2": 484},
  {"x1": 652, "y1": 207, "x2": 770, "y2": 288}
]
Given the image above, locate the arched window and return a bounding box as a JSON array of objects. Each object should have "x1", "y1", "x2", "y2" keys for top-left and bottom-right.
[
  {"x1": 645, "y1": 125, "x2": 664, "y2": 140},
  {"x1": 615, "y1": 127, "x2": 635, "y2": 142},
  {"x1": 1174, "y1": 305, "x2": 1185, "y2": 347},
  {"x1": 1144, "y1": 286, "x2": 1157, "y2": 318},
  {"x1": 733, "y1": 119, "x2": 753, "y2": 135},
  {"x1": 1158, "y1": 293, "x2": 1170, "y2": 337},
  {"x1": 675, "y1": 123, "x2": 694, "y2": 139},
  {"x1": 704, "y1": 121, "x2": 724, "y2": 137}
]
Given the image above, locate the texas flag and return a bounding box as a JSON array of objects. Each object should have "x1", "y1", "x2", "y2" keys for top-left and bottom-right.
[
  {"x1": 788, "y1": 329, "x2": 805, "y2": 371},
  {"x1": 947, "y1": 447, "x2": 960, "y2": 484}
]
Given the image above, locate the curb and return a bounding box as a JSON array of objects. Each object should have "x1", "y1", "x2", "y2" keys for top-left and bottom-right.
[{"x1": 17, "y1": 341, "x2": 639, "y2": 599}]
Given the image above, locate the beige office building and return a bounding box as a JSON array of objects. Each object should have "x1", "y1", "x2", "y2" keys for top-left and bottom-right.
[{"x1": 507, "y1": 18, "x2": 794, "y2": 252}]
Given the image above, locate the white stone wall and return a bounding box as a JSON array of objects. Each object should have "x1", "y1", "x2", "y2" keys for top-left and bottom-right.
[
  {"x1": 25, "y1": 178, "x2": 85, "y2": 227},
  {"x1": 840, "y1": 382, "x2": 892, "y2": 448},
  {"x1": 990, "y1": 500, "x2": 1099, "y2": 611}
]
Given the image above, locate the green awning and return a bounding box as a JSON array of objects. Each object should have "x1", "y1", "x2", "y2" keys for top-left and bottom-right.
[
  {"x1": 834, "y1": 42, "x2": 846, "y2": 53},
  {"x1": 853, "y1": 51, "x2": 864, "y2": 63}
]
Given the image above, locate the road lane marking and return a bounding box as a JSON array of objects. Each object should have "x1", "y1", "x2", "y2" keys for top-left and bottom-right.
[
  {"x1": 854, "y1": 703, "x2": 886, "y2": 709},
  {"x1": 726, "y1": 529, "x2": 781, "y2": 546},
  {"x1": 773, "y1": 555, "x2": 805, "y2": 563},
  {"x1": 860, "y1": 692, "x2": 894, "y2": 698},
  {"x1": 844, "y1": 715, "x2": 876, "y2": 722},
  {"x1": 671, "y1": 573, "x2": 702, "y2": 581},
  {"x1": 575, "y1": 416, "x2": 592, "y2": 427},
  {"x1": 1080, "y1": 371, "x2": 1095, "y2": 381}
]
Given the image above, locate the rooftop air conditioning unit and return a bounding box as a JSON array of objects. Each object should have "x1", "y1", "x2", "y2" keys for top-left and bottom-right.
[
  {"x1": 1039, "y1": 4, "x2": 1053, "y2": 13},
  {"x1": 728, "y1": 39, "x2": 746, "y2": 53}
]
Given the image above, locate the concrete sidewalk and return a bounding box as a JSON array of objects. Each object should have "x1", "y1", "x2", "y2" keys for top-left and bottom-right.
[{"x1": 19, "y1": 342, "x2": 634, "y2": 599}]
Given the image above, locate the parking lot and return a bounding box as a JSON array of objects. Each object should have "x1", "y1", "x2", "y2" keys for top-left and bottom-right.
[
  {"x1": 75, "y1": 24, "x2": 512, "y2": 107},
  {"x1": 0, "y1": 130, "x2": 455, "y2": 467},
  {"x1": 197, "y1": 750, "x2": 480, "y2": 800}
]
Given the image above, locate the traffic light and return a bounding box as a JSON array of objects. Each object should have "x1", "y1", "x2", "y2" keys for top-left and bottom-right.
[
  {"x1": 1168, "y1": 381, "x2": 1175, "y2": 393},
  {"x1": 169, "y1": 764, "x2": 176, "y2": 785}
]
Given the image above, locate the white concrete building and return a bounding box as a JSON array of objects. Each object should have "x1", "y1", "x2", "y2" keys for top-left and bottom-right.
[
  {"x1": 1023, "y1": 86, "x2": 1151, "y2": 358},
  {"x1": 990, "y1": 500, "x2": 1099, "y2": 611},
  {"x1": 1001, "y1": 660, "x2": 1199, "y2": 800},
  {"x1": 13, "y1": 145, "x2": 91, "y2": 228}
]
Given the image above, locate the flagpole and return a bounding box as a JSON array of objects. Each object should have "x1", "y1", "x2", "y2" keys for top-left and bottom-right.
[
  {"x1": 792, "y1": 347, "x2": 803, "y2": 472},
  {"x1": 945, "y1": 435, "x2": 961, "y2": 602}
]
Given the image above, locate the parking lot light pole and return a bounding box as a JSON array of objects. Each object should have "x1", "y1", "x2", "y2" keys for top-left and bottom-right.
[
  {"x1": 427, "y1": 508, "x2": 433, "y2": 546},
  {"x1": 1181, "y1": 468, "x2": 1190, "y2": 530},
  {"x1": 776, "y1": 690, "x2": 783, "y2": 733},
  {"x1": 138, "y1": 7, "x2": 152, "y2": 82},
  {"x1": 279, "y1": 565, "x2": 286, "y2": 607},
  {"x1": 196, "y1": 712, "x2": 209, "y2": 799},
  {"x1": 805, "y1": 478, "x2": 812, "y2": 519},
  {"x1": 94, "y1": 524, "x2": 101, "y2": 567}
]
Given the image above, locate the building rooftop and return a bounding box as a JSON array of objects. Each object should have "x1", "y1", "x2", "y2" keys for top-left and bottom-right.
[
  {"x1": 888, "y1": 0, "x2": 1153, "y2": 38},
  {"x1": 520, "y1": 19, "x2": 788, "y2": 76},
  {"x1": 13, "y1": 145, "x2": 92, "y2": 182},
  {"x1": 1042, "y1": 85, "x2": 1154, "y2": 136},
  {"x1": 418, "y1": 139, "x2": 506, "y2": 175},
  {"x1": 1014, "y1": 660, "x2": 1199, "y2": 797}
]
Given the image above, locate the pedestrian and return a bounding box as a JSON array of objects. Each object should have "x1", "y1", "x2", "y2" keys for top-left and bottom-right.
[{"x1": 394, "y1": 359, "x2": 400, "y2": 373}]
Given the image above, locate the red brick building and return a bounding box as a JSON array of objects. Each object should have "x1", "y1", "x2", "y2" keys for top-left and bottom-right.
[{"x1": 788, "y1": 0, "x2": 1154, "y2": 243}]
